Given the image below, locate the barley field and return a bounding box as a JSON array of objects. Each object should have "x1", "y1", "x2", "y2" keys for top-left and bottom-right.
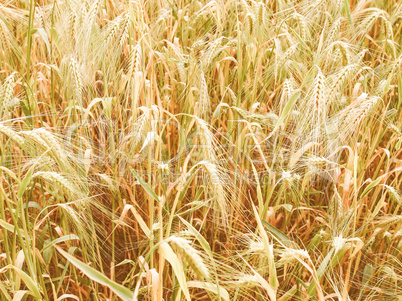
[{"x1": 0, "y1": 0, "x2": 402, "y2": 300}]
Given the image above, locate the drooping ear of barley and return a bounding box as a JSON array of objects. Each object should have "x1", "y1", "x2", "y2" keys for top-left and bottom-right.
[
  {"x1": 329, "y1": 186, "x2": 343, "y2": 224},
  {"x1": 257, "y1": 2, "x2": 267, "y2": 26},
  {"x1": 196, "y1": 70, "x2": 210, "y2": 120},
  {"x1": 105, "y1": 14, "x2": 123, "y2": 46},
  {"x1": 278, "y1": 44, "x2": 298, "y2": 68},
  {"x1": 278, "y1": 248, "x2": 310, "y2": 265},
  {"x1": 382, "y1": 185, "x2": 402, "y2": 205},
  {"x1": 357, "y1": 10, "x2": 390, "y2": 40},
  {"x1": 118, "y1": 14, "x2": 130, "y2": 47},
  {"x1": 192, "y1": 116, "x2": 222, "y2": 165},
  {"x1": 324, "y1": 17, "x2": 342, "y2": 48},
  {"x1": 0, "y1": 123, "x2": 24, "y2": 147},
  {"x1": 127, "y1": 42, "x2": 142, "y2": 76},
  {"x1": 326, "y1": 64, "x2": 361, "y2": 106},
  {"x1": 79, "y1": 0, "x2": 102, "y2": 44},
  {"x1": 292, "y1": 13, "x2": 309, "y2": 40},
  {"x1": 299, "y1": 67, "x2": 326, "y2": 145},
  {"x1": 340, "y1": 96, "x2": 381, "y2": 138},
  {"x1": 23, "y1": 155, "x2": 57, "y2": 172},
  {"x1": 168, "y1": 235, "x2": 210, "y2": 281},
  {"x1": 377, "y1": 216, "x2": 402, "y2": 228},
  {"x1": 0, "y1": 19, "x2": 11, "y2": 53},
  {"x1": 57, "y1": 199, "x2": 110, "y2": 264},
  {"x1": 33, "y1": 171, "x2": 81, "y2": 198},
  {"x1": 202, "y1": 37, "x2": 225, "y2": 69},
  {"x1": 69, "y1": 58, "x2": 83, "y2": 101},
  {"x1": 0, "y1": 72, "x2": 16, "y2": 118},
  {"x1": 34, "y1": 5, "x2": 45, "y2": 29},
  {"x1": 68, "y1": 10, "x2": 78, "y2": 44},
  {"x1": 244, "y1": 13, "x2": 255, "y2": 37},
  {"x1": 197, "y1": 160, "x2": 229, "y2": 221}
]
